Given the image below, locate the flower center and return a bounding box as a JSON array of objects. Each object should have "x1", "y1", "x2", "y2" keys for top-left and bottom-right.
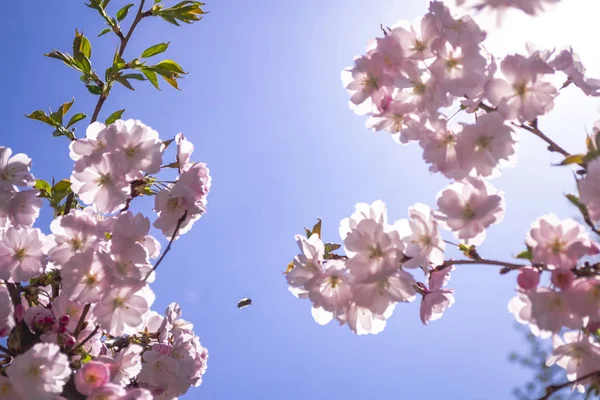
[
  {"x1": 462, "y1": 203, "x2": 476, "y2": 220},
  {"x1": 475, "y1": 136, "x2": 493, "y2": 151},
  {"x1": 329, "y1": 275, "x2": 340, "y2": 289},
  {"x1": 368, "y1": 245, "x2": 384, "y2": 259},
  {"x1": 14, "y1": 247, "x2": 27, "y2": 261},
  {"x1": 97, "y1": 173, "x2": 112, "y2": 187},
  {"x1": 514, "y1": 83, "x2": 528, "y2": 97}
]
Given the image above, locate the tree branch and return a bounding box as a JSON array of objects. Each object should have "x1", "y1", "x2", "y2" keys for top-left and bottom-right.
[
  {"x1": 70, "y1": 325, "x2": 100, "y2": 354},
  {"x1": 538, "y1": 370, "x2": 600, "y2": 400},
  {"x1": 515, "y1": 121, "x2": 570, "y2": 157},
  {"x1": 73, "y1": 304, "x2": 90, "y2": 339},
  {"x1": 144, "y1": 211, "x2": 188, "y2": 281},
  {"x1": 438, "y1": 258, "x2": 528, "y2": 272},
  {"x1": 90, "y1": 0, "x2": 150, "y2": 123}
]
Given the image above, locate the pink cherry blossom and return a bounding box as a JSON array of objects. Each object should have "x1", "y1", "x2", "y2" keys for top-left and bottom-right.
[
  {"x1": 485, "y1": 54, "x2": 557, "y2": 122},
  {"x1": 342, "y1": 54, "x2": 394, "y2": 113},
  {"x1": 110, "y1": 211, "x2": 160, "y2": 259},
  {"x1": 47, "y1": 209, "x2": 102, "y2": 266},
  {"x1": 579, "y1": 158, "x2": 600, "y2": 221},
  {"x1": 430, "y1": 42, "x2": 487, "y2": 97},
  {"x1": 0, "y1": 376, "x2": 19, "y2": 400},
  {"x1": 391, "y1": 15, "x2": 438, "y2": 60},
  {"x1": 6, "y1": 343, "x2": 71, "y2": 400},
  {"x1": 419, "y1": 266, "x2": 455, "y2": 324},
  {"x1": 99, "y1": 244, "x2": 151, "y2": 286},
  {"x1": 549, "y1": 48, "x2": 600, "y2": 96},
  {"x1": 286, "y1": 233, "x2": 324, "y2": 298},
  {"x1": 109, "y1": 119, "x2": 163, "y2": 180},
  {"x1": 460, "y1": 0, "x2": 560, "y2": 16},
  {"x1": 87, "y1": 383, "x2": 127, "y2": 399},
  {"x1": 395, "y1": 61, "x2": 452, "y2": 113},
  {"x1": 69, "y1": 122, "x2": 118, "y2": 165},
  {"x1": 343, "y1": 218, "x2": 404, "y2": 279},
  {"x1": 71, "y1": 153, "x2": 129, "y2": 214},
  {"x1": 436, "y1": 177, "x2": 505, "y2": 245},
  {"x1": 525, "y1": 213, "x2": 599, "y2": 268},
  {"x1": 552, "y1": 269, "x2": 575, "y2": 290},
  {"x1": 153, "y1": 162, "x2": 211, "y2": 239},
  {"x1": 527, "y1": 287, "x2": 582, "y2": 333},
  {"x1": 546, "y1": 331, "x2": 600, "y2": 389},
  {"x1": 61, "y1": 250, "x2": 109, "y2": 303},
  {"x1": 176, "y1": 132, "x2": 194, "y2": 171},
  {"x1": 139, "y1": 344, "x2": 179, "y2": 386},
  {"x1": 456, "y1": 112, "x2": 517, "y2": 178},
  {"x1": 0, "y1": 188, "x2": 42, "y2": 228},
  {"x1": 0, "y1": 147, "x2": 34, "y2": 189},
  {"x1": 517, "y1": 267, "x2": 540, "y2": 290},
  {"x1": 339, "y1": 200, "x2": 388, "y2": 241},
  {"x1": 0, "y1": 227, "x2": 46, "y2": 282},
  {"x1": 419, "y1": 117, "x2": 467, "y2": 179},
  {"x1": 305, "y1": 260, "x2": 353, "y2": 315},
  {"x1": 0, "y1": 285, "x2": 14, "y2": 336},
  {"x1": 341, "y1": 302, "x2": 388, "y2": 335},
  {"x1": 365, "y1": 95, "x2": 423, "y2": 144},
  {"x1": 397, "y1": 203, "x2": 445, "y2": 271},
  {"x1": 94, "y1": 286, "x2": 151, "y2": 336},
  {"x1": 74, "y1": 361, "x2": 111, "y2": 396},
  {"x1": 352, "y1": 270, "x2": 417, "y2": 315}
]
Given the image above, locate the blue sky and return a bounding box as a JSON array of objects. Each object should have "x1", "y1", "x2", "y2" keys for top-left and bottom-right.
[{"x1": 3, "y1": 0, "x2": 600, "y2": 398}]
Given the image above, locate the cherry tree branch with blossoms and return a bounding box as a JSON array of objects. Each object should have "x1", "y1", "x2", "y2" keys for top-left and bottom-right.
[
  {"x1": 284, "y1": 0, "x2": 600, "y2": 396},
  {"x1": 0, "y1": 1, "x2": 213, "y2": 399}
]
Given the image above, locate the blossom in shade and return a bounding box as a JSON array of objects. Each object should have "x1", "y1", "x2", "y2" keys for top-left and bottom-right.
[
  {"x1": 6, "y1": 343, "x2": 71, "y2": 400},
  {"x1": 420, "y1": 266, "x2": 455, "y2": 324},
  {"x1": 579, "y1": 158, "x2": 600, "y2": 222}
]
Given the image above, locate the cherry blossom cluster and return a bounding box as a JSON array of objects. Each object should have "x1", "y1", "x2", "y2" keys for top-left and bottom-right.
[
  {"x1": 456, "y1": 0, "x2": 562, "y2": 16},
  {"x1": 286, "y1": 0, "x2": 600, "y2": 394},
  {"x1": 0, "y1": 120, "x2": 210, "y2": 398}
]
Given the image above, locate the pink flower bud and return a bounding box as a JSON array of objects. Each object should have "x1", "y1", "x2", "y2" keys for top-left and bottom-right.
[
  {"x1": 551, "y1": 269, "x2": 575, "y2": 290},
  {"x1": 59, "y1": 315, "x2": 70, "y2": 326},
  {"x1": 517, "y1": 267, "x2": 540, "y2": 290},
  {"x1": 588, "y1": 320, "x2": 600, "y2": 333}
]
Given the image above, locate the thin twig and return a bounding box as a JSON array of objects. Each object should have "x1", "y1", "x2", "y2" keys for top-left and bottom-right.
[
  {"x1": 538, "y1": 370, "x2": 600, "y2": 400},
  {"x1": 438, "y1": 258, "x2": 528, "y2": 271},
  {"x1": 5, "y1": 282, "x2": 21, "y2": 307},
  {"x1": 515, "y1": 122, "x2": 570, "y2": 157},
  {"x1": 63, "y1": 192, "x2": 75, "y2": 215},
  {"x1": 73, "y1": 304, "x2": 90, "y2": 339},
  {"x1": 90, "y1": 0, "x2": 150, "y2": 123},
  {"x1": 144, "y1": 211, "x2": 188, "y2": 281},
  {"x1": 70, "y1": 325, "x2": 100, "y2": 354}
]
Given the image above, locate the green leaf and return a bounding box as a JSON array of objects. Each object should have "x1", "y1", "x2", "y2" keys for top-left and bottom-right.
[
  {"x1": 155, "y1": 1, "x2": 207, "y2": 25},
  {"x1": 307, "y1": 219, "x2": 321, "y2": 238},
  {"x1": 105, "y1": 109, "x2": 125, "y2": 124},
  {"x1": 140, "y1": 68, "x2": 160, "y2": 90},
  {"x1": 115, "y1": 76, "x2": 135, "y2": 90},
  {"x1": 515, "y1": 249, "x2": 533, "y2": 261},
  {"x1": 73, "y1": 30, "x2": 92, "y2": 64},
  {"x1": 67, "y1": 113, "x2": 87, "y2": 128},
  {"x1": 25, "y1": 110, "x2": 55, "y2": 126},
  {"x1": 116, "y1": 3, "x2": 134, "y2": 21},
  {"x1": 59, "y1": 99, "x2": 75, "y2": 117},
  {"x1": 558, "y1": 154, "x2": 585, "y2": 166},
  {"x1": 34, "y1": 180, "x2": 52, "y2": 197},
  {"x1": 98, "y1": 27, "x2": 112, "y2": 37},
  {"x1": 86, "y1": 84, "x2": 102, "y2": 95},
  {"x1": 141, "y1": 42, "x2": 169, "y2": 58},
  {"x1": 121, "y1": 73, "x2": 145, "y2": 81},
  {"x1": 154, "y1": 59, "x2": 185, "y2": 74},
  {"x1": 163, "y1": 138, "x2": 175, "y2": 148},
  {"x1": 163, "y1": 162, "x2": 179, "y2": 169},
  {"x1": 52, "y1": 180, "x2": 72, "y2": 203},
  {"x1": 160, "y1": 74, "x2": 180, "y2": 90},
  {"x1": 324, "y1": 243, "x2": 341, "y2": 254}
]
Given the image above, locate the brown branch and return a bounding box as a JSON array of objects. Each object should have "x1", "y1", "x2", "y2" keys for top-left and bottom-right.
[
  {"x1": 438, "y1": 259, "x2": 528, "y2": 271},
  {"x1": 538, "y1": 371, "x2": 600, "y2": 400},
  {"x1": 515, "y1": 121, "x2": 570, "y2": 157},
  {"x1": 73, "y1": 303, "x2": 90, "y2": 339},
  {"x1": 70, "y1": 325, "x2": 100, "y2": 354},
  {"x1": 90, "y1": 0, "x2": 150, "y2": 123},
  {"x1": 144, "y1": 211, "x2": 188, "y2": 281}
]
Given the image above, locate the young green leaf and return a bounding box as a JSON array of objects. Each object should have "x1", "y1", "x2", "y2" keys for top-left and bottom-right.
[
  {"x1": 25, "y1": 110, "x2": 55, "y2": 126},
  {"x1": 86, "y1": 84, "x2": 103, "y2": 95},
  {"x1": 73, "y1": 30, "x2": 92, "y2": 63},
  {"x1": 115, "y1": 76, "x2": 135, "y2": 90},
  {"x1": 140, "y1": 68, "x2": 160, "y2": 90},
  {"x1": 154, "y1": 59, "x2": 186, "y2": 74},
  {"x1": 98, "y1": 27, "x2": 112, "y2": 37},
  {"x1": 67, "y1": 113, "x2": 87, "y2": 128},
  {"x1": 116, "y1": 3, "x2": 135, "y2": 21},
  {"x1": 105, "y1": 109, "x2": 125, "y2": 124},
  {"x1": 141, "y1": 43, "x2": 169, "y2": 58}
]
